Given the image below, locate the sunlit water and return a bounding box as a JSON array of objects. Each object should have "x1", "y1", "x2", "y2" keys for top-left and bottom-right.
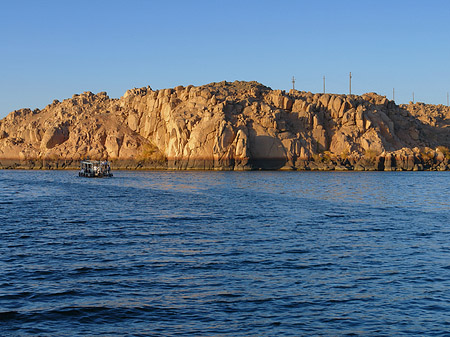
[{"x1": 1, "y1": 170, "x2": 449, "y2": 336}]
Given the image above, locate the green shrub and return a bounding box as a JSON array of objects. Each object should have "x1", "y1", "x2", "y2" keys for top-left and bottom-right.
[
  {"x1": 420, "y1": 148, "x2": 435, "y2": 161},
  {"x1": 363, "y1": 149, "x2": 379, "y2": 162},
  {"x1": 340, "y1": 149, "x2": 350, "y2": 160},
  {"x1": 138, "y1": 142, "x2": 166, "y2": 162}
]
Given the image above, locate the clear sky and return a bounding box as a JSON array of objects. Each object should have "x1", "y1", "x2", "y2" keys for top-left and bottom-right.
[{"x1": 1, "y1": 0, "x2": 450, "y2": 118}]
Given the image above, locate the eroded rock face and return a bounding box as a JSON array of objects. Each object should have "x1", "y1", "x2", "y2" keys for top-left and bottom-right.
[
  {"x1": 41, "y1": 124, "x2": 69, "y2": 149},
  {"x1": 0, "y1": 81, "x2": 449, "y2": 170}
]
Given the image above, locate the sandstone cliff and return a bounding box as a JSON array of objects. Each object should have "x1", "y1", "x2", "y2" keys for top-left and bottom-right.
[{"x1": 1, "y1": 81, "x2": 449, "y2": 170}]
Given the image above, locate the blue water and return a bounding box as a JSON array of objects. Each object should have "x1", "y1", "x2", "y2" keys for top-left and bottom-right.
[{"x1": 0, "y1": 170, "x2": 449, "y2": 336}]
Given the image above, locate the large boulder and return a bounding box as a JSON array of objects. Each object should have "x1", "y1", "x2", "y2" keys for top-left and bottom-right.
[{"x1": 41, "y1": 125, "x2": 69, "y2": 149}]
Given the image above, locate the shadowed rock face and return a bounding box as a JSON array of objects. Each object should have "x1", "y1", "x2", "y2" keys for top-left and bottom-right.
[{"x1": 0, "y1": 81, "x2": 449, "y2": 170}]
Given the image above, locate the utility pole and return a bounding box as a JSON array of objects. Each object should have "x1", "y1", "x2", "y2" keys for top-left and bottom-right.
[
  {"x1": 292, "y1": 76, "x2": 295, "y2": 90},
  {"x1": 393, "y1": 88, "x2": 395, "y2": 101},
  {"x1": 349, "y1": 72, "x2": 352, "y2": 95},
  {"x1": 413, "y1": 92, "x2": 415, "y2": 104},
  {"x1": 323, "y1": 76, "x2": 326, "y2": 94}
]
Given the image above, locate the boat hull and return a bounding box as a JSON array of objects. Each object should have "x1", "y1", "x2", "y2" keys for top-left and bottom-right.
[{"x1": 78, "y1": 172, "x2": 113, "y2": 178}]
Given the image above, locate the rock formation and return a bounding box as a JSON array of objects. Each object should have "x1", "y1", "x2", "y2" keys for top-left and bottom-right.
[{"x1": 0, "y1": 81, "x2": 449, "y2": 170}]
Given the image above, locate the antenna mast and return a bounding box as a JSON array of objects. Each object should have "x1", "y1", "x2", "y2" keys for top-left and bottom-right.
[
  {"x1": 292, "y1": 76, "x2": 295, "y2": 90},
  {"x1": 349, "y1": 72, "x2": 352, "y2": 95}
]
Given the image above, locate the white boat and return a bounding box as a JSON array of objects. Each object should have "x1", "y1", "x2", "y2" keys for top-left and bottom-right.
[{"x1": 79, "y1": 160, "x2": 113, "y2": 177}]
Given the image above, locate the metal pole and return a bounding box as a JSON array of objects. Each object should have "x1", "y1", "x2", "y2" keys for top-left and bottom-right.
[
  {"x1": 323, "y1": 76, "x2": 325, "y2": 94},
  {"x1": 292, "y1": 76, "x2": 295, "y2": 90},
  {"x1": 413, "y1": 92, "x2": 415, "y2": 103},
  {"x1": 393, "y1": 88, "x2": 395, "y2": 101},
  {"x1": 349, "y1": 72, "x2": 352, "y2": 95}
]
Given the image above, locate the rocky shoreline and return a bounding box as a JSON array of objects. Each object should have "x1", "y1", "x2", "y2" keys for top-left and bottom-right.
[
  {"x1": 1, "y1": 150, "x2": 449, "y2": 171},
  {"x1": 1, "y1": 81, "x2": 449, "y2": 171}
]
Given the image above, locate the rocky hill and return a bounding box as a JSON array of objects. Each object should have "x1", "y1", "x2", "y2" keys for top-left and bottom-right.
[{"x1": 1, "y1": 81, "x2": 449, "y2": 170}]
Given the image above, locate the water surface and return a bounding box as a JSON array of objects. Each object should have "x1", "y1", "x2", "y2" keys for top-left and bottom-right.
[{"x1": 1, "y1": 170, "x2": 449, "y2": 336}]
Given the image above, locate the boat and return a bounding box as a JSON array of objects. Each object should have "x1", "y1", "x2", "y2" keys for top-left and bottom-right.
[{"x1": 79, "y1": 160, "x2": 113, "y2": 177}]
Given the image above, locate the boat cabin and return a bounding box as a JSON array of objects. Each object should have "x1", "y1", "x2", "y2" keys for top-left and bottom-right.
[{"x1": 79, "y1": 160, "x2": 113, "y2": 177}]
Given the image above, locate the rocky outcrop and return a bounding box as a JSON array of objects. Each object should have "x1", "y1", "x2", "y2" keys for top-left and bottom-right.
[{"x1": 0, "y1": 81, "x2": 449, "y2": 170}]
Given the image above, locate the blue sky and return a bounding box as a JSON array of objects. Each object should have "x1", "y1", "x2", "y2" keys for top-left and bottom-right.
[{"x1": 1, "y1": 0, "x2": 450, "y2": 118}]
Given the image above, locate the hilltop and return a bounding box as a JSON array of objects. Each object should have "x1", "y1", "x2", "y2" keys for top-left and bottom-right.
[{"x1": 1, "y1": 81, "x2": 449, "y2": 170}]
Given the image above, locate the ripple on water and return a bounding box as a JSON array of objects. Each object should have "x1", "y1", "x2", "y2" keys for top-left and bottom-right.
[{"x1": 0, "y1": 170, "x2": 449, "y2": 336}]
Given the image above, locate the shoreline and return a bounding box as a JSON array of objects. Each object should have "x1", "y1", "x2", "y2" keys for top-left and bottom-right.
[{"x1": 1, "y1": 158, "x2": 449, "y2": 172}]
